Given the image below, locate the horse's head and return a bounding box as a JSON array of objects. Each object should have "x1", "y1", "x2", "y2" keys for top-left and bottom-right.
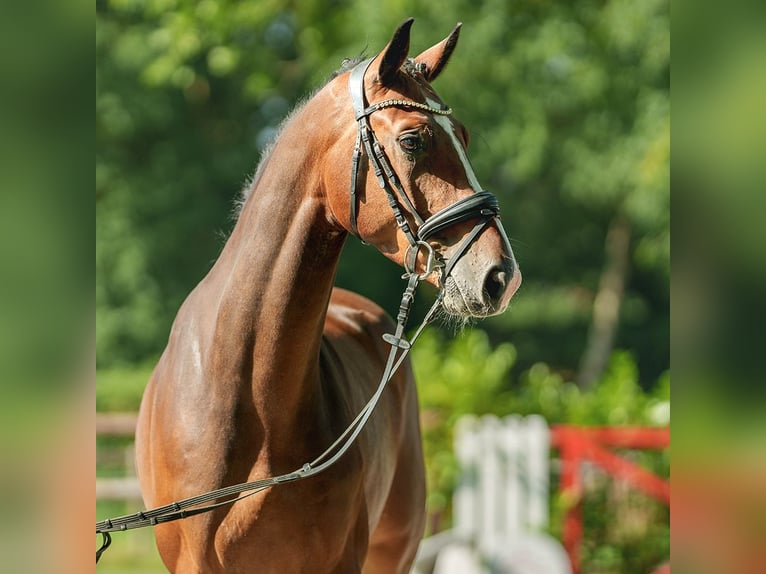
[{"x1": 324, "y1": 18, "x2": 521, "y2": 318}]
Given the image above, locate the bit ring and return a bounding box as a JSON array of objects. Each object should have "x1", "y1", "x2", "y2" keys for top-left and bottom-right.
[{"x1": 404, "y1": 241, "x2": 443, "y2": 279}]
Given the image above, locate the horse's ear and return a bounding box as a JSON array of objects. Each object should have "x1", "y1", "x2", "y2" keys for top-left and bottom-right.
[
  {"x1": 415, "y1": 22, "x2": 462, "y2": 83},
  {"x1": 376, "y1": 18, "x2": 414, "y2": 86}
]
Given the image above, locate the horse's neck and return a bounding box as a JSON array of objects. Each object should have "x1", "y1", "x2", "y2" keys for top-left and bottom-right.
[{"x1": 197, "y1": 125, "x2": 345, "y2": 420}]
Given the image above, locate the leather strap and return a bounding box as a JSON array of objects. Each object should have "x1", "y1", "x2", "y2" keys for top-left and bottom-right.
[
  {"x1": 348, "y1": 59, "x2": 422, "y2": 247},
  {"x1": 417, "y1": 191, "x2": 499, "y2": 242},
  {"x1": 348, "y1": 59, "x2": 374, "y2": 239}
]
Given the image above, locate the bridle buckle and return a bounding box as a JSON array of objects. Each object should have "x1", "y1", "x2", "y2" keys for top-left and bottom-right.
[{"x1": 404, "y1": 240, "x2": 443, "y2": 280}]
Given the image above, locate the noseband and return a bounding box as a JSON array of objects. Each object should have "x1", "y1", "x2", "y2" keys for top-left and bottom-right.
[{"x1": 348, "y1": 57, "x2": 500, "y2": 282}]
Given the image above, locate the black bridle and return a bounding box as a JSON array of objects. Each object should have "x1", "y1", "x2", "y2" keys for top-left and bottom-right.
[
  {"x1": 95, "y1": 58, "x2": 505, "y2": 563},
  {"x1": 347, "y1": 57, "x2": 501, "y2": 282}
]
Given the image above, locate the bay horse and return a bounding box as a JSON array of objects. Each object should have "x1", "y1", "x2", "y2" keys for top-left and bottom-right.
[{"x1": 134, "y1": 18, "x2": 521, "y2": 573}]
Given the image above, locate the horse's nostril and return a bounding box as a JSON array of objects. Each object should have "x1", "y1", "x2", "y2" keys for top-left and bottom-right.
[{"x1": 484, "y1": 267, "x2": 507, "y2": 302}]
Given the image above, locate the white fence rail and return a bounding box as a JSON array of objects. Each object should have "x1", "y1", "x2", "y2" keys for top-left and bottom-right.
[
  {"x1": 414, "y1": 415, "x2": 570, "y2": 574},
  {"x1": 96, "y1": 413, "x2": 142, "y2": 501}
]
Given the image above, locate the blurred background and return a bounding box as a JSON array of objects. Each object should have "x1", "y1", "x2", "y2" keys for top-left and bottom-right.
[{"x1": 96, "y1": 0, "x2": 669, "y2": 572}]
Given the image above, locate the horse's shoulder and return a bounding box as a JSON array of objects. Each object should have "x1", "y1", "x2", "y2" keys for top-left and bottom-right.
[{"x1": 325, "y1": 287, "x2": 395, "y2": 338}]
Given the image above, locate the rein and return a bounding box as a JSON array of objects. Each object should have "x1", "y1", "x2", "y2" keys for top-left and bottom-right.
[
  {"x1": 97, "y1": 283, "x2": 443, "y2": 562},
  {"x1": 96, "y1": 58, "x2": 502, "y2": 563}
]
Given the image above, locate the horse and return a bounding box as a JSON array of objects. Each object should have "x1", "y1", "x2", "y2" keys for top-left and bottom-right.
[{"x1": 134, "y1": 18, "x2": 521, "y2": 573}]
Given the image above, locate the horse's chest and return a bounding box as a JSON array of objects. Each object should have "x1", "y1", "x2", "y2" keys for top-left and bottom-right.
[{"x1": 211, "y1": 452, "x2": 371, "y2": 570}]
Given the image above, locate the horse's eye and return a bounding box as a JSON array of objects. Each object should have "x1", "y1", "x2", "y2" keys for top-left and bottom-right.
[{"x1": 398, "y1": 134, "x2": 422, "y2": 154}]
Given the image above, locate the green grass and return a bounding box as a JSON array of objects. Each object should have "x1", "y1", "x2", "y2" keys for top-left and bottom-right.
[
  {"x1": 97, "y1": 501, "x2": 166, "y2": 573},
  {"x1": 96, "y1": 363, "x2": 156, "y2": 412},
  {"x1": 97, "y1": 367, "x2": 164, "y2": 571}
]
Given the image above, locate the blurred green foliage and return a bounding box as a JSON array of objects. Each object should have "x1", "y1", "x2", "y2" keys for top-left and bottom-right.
[
  {"x1": 96, "y1": 363, "x2": 156, "y2": 411},
  {"x1": 412, "y1": 328, "x2": 669, "y2": 573}
]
